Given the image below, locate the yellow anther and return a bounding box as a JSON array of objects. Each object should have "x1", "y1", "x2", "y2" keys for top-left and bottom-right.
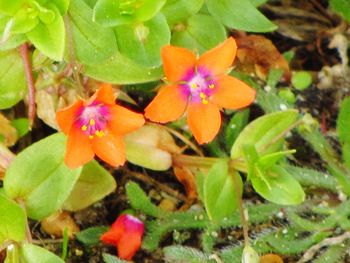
[
  {"x1": 209, "y1": 84, "x2": 215, "y2": 89},
  {"x1": 199, "y1": 92, "x2": 206, "y2": 99},
  {"x1": 89, "y1": 119, "x2": 95, "y2": 126},
  {"x1": 95, "y1": 130, "x2": 105, "y2": 137},
  {"x1": 202, "y1": 99, "x2": 209, "y2": 105},
  {"x1": 190, "y1": 83, "x2": 197, "y2": 89},
  {"x1": 81, "y1": 125, "x2": 87, "y2": 131},
  {"x1": 89, "y1": 135, "x2": 94, "y2": 140}
]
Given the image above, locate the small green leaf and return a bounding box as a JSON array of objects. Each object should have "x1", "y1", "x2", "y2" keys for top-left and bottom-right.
[
  {"x1": 231, "y1": 110, "x2": 299, "y2": 165},
  {"x1": 257, "y1": 150, "x2": 296, "y2": 171},
  {"x1": 206, "y1": 0, "x2": 277, "y2": 32},
  {"x1": 225, "y1": 109, "x2": 249, "y2": 152},
  {"x1": 171, "y1": 14, "x2": 226, "y2": 54},
  {"x1": 76, "y1": 226, "x2": 109, "y2": 245},
  {"x1": 103, "y1": 253, "x2": 128, "y2": 263},
  {"x1": 114, "y1": 13, "x2": 170, "y2": 67},
  {"x1": 330, "y1": 0, "x2": 350, "y2": 23},
  {"x1": 19, "y1": 244, "x2": 65, "y2": 263},
  {"x1": 4, "y1": 133, "x2": 82, "y2": 220},
  {"x1": 93, "y1": 0, "x2": 166, "y2": 27},
  {"x1": 0, "y1": 194, "x2": 26, "y2": 244},
  {"x1": 337, "y1": 97, "x2": 350, "y2": 144},
  {"x1": 204, "y1": 160, "x2": 242, "y2": 221},
  {"x1": 26, "y1": 5, "x2": 65, "y2": 61},
  {"x1": 68, "y1": 0, "x2": 118, "y2": 65},
  {"x1": 278, "y1": 88, "x2": 296, "y2": 104},
  {"x1": 50, "y1": 0, "x2": 70, "y2": 15},
  {"x1": 11, "y1": 118, "x2": 29, "y2": 138},
  {"x1": 291, "y1": 71, "x2": 312, "y2": 90},
  {"x1": 11, "y1": 8, "x2": 39, "y2": 34},
  {"x1": 266, "y1": 68, "x2": 284, "y2": 89},
  {"x1": 161, "y1": 0, "x2": 204, "y2": 26},
  {"x1": 0, "y1": 0, "x2": 24, "y2": 16},
  {"x1": 63, "y1": 160, "x2": 116, "y2": 211},
  {"x1": 251, "y1": 165, "x2": 305, "y2": 205},
  {"x1": 0, "y1": 50, "x2": 26, "y2": 109},
  {"x1": 84, "y1": 51, "x2": 162, "y2": 84},
  {"x1": 250, "y1": 0, "x2": 268, "y2": 6}
]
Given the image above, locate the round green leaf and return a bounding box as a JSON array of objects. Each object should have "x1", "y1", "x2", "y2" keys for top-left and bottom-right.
[
  {"x1": 26, "y1": 5, "x2": 65, "y2": 61},
  {"x1": 161, "y1": 0, "x2": 204, "y2": 26},
  {"x1": 93, "y1": 0, "x2": 166, "y2": 27},
  {"x1": 19, "y1": 244, "x2": 64, "y2": 263},
  {"x1": 68, "y1": 0, "x2": 118, "y2": 65},
  {"x1": 231, "y1": 110, "x2": 299, "y2": 161},
  {"x1": 171, "y1": 14, "x2": 226, "y2": 54},
  {"x1": 4, "y1": 133, "x2": 82, "y2": 220},
  {"x1": 0, "y1": 0, "x2": 24, "y2": 16},
  {"x1": 84, "y1": 51, "x2": 162, "y2": 84},
  {"x1": 206, "y1": 0, "x2": 277, "y2": 32},
  {"x1": 251, "y1": 165, "x2": 305, "y2": 205},
  {"x1": 204, "y1": 160, "x2": 242, "y2": 222},
  {"x1": 0, "y1": 194, "x2": 26, "y2": 244},
  {"x1": 63, "y1": 160, "x2": 116, "y2": 211},
  {"x1": 291, "y1": 71, "x2": 312, "y2": 90},
  {"x1": 115, "y1": 13, "x2": 170, "y2": 67},
  {"x1": 0, "y1": 50, "x2": 26, "y2": 109}
]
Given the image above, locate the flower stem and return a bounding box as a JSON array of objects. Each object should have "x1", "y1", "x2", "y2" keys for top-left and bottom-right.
[{"x1": 19, "y1": 43, "x2": 36, "y2": 128}]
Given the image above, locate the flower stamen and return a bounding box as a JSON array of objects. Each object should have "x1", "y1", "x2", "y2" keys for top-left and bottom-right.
[{"x1": 89, "y1": 119, "x2": 95, "y2": 126}]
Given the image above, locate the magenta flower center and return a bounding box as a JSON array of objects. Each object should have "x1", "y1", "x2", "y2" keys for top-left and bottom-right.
[
  {"x1": 76, "y1": 102, "x2": 109, "y2": 139},
  {"x1": 180, "y1": 66, "x2": 216, "y2": 104}
]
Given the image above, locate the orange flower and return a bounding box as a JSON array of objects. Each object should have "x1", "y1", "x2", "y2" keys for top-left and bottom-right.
[
  {"x1": 100, "y1": 214, "x2": 144, "y2": 260},
  {"x1": 56, "y1": 84, "x2": 145, "y2": 168},
  {"x1": 145, "y1": 37, "x2": 256, "y2": 144}
]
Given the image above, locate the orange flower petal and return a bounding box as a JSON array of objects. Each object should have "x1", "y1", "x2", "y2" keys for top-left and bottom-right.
[
  {"x1": 196, "y1": 37, "x2": 237, "y2": 76},
  {"x1": 56, "y1": 100, "x2": 83, "y2": 134},
  {"x1": 145, "y1": 85, "x2": 187, "y2": 123},
  {"x1": 108, "y1": 105, "x2": 145, "y2": 136},
  {"x1": 161, "y1": 45, "x2": 196, "y2": 82},
  {"x1": 91, "y1": 133, "x2": 125, "y2": 167},
  {"x1": 65, "y1": 127, "x2": 94, "y2": 168},
  {"x1": 87, "y1": 83, "x2": 115, "y2": 105},
  {"x1": 100, "y1": 228, "x2": 123, "y2": 246},
  {"x1": 117, "y1": 231, "x2": 142, "y2": 260},
  {"x1": 187, "y1": 103, "x2": 221, "y2": 144},
  {"x1": 212, "y1": 75, "x2": 256, "y2": 109}
]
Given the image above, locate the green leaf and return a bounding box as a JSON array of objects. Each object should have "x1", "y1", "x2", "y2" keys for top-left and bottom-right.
[
  {"x1": 50, "y1": 0, "x2": 70, "y2": 15},
  {"x1": 11, "y1": 8, "x2": 39, "y2": 34},
  {"x1": 204, "y1": 160, "x2": 241, "y2": 221},
  {"x1": 11, "y1": 118, "x2": 29, "y2": 138},
  {"x1": 251, "y1": 165, "x2": 305, "y2": 205},
  {"x1": 231, "y1": 110, "x2": 299, "y2": 165},
  {"x1": 250, "y1": 0, "x2": 268, "y2": 6},
  {"x1": 93, "y1": 0, "x2": 166, "y2": 27},
  {"x1": 337, "y1": 97, "x2": 350, "y2": 144},
  {"x1": 206, "y1": 0, "x2": 277, "y2": 32},
  {"x1": 0, "y1": 50, "x2": 26, "y2": 109},
  {"x1": 291, "y1": 71, "x2": 312, "y2": 90},
  {"x1": 330, "y1": 0, "x2": 350, "y2": 23},
  {"x1": 103, "y1": 253, "x2": 128, "y2": 263},
  {"x1": 63, "y1": 160, "x2": 116, "y2": 211},
  {"x1": 171, "y1": 14, "x2": 226, "y2": 54},
  {"x1": 68, "y1": 0, "x2": 118, "y2": 65},
  {"x1": 225, "y1": 109, "x2": 249, "y2": 152},
  {"x1": 161, "y1": 0, "x2": 204, "y2": 26},
  {"x1": 85, "y1": 52, "x2": 162, "y2": 84},
  {"x1": 19, "y1": 244, "x2": 64, "y2": 263},
  {"x1": 0, "y1": 0, "x2": 24, "y2": 16},
  {"x1": 0, "y1": 194, "x2": 26, "y2": 244},
  {"x1": 115, "y1": 13, "x2": 170, "y2": 67},
  {"x1": 26, "y1": 5, "x2": 65, "y2": 61},
  {"x1": 4, "y1": 133, "x2": 82, "y2": 220},
  {"x1": 76, "y1": 226, "x2": 109, "y2": 245}
]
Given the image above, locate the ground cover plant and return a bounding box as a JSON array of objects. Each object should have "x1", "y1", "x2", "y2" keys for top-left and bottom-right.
[{"x1": 1, "y1": 0, "x2": 350, "y2": 262}]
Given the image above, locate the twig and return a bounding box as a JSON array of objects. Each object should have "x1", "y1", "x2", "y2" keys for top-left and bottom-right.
[
  {"x1": 297, "y1": 231, "x2": 350, "y2": 263},
  {"x1": 19, "y1": 43, "x2": 36, "y2": 128}
]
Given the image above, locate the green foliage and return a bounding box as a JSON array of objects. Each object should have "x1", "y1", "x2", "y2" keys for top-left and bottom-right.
[
  {"x1": 63, "y1": 160, "x2": 117, "y2": 211},
  {"x1": 171, "y1": 14, "x2": 226, "y2": 54},
  {"x1": 93, "y1": 0, "x2": 166, "y2": 27},
  {"x1": 0, "y1": 50, "x2": 26, "y2": 109},
  {"x1": 76, "y1": 226, "x2": 109, "y2": 245},
  {"x1": 115, "y1": 13, "x2": 170, "y2": 67},
  {"x1": 225, "y1": 109, "x2": 250, "y2": 152},
  {"x1": 206, "y1": 0, "x2": 277, "y2": 32},
  {"x1": 19, "y1": 244, "x2": 64, "y2": 263},
  {"x1": 314, "y1": 245, "x2": 347, "y2": 263},
  {"x1": 103, "y1": 253, "x2": 129, "y2": 263},
  {"x1": 291, "y1": 71, "x2": 312, "y2": 90},
  {"x1": 161, "y1": 0, "x2": 204, "y2": 26},
  {"x1": 4, "y1": 133, "x2": 82, "y2": 220},
  {"x1": 163, "y1": 246, "x2": 213, "y2": 263},
  {"x1": 330, "y1": 0, "x2": 350, "y2": 23},
  {"x1": 11, "y1": 118, "x2": 29, "y2": 138},
  {"x1": 337, "y1": 97, "x2": 350, "y2": 144},
  {"x1": 203, "y1": 160, "x2": 242, "y2": 221},
  {"x1": 0, "y1": 194, "x2": 26, "y2": 244}
]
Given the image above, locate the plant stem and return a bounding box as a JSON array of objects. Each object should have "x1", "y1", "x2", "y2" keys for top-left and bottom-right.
[
  {"x1": 19, "y1": 43, "x2": 36, "y2": 128},
  {"x1": 17, "y1": 199, "x2": 32, "y2": 243}
]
